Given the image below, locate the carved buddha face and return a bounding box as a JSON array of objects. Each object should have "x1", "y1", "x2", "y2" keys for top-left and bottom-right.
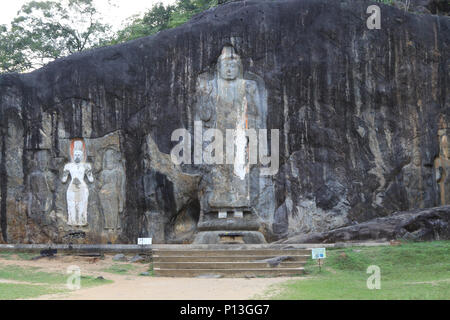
[
  {"x1": 219, "y1": 57, "x2": 240, "y2": 80},
  {"x1": 413, "y1": 150, "x2": 421, "y2": 167},
  {"x1": 72, "y1": 140, "x2": 85, "y2": 163},
  {"x1": 104, "y1": 150, "x2": 116, "y2": 170},
  {"x1": 218, "y1": 46, "x2": 242, "y2": 81},
  {"x1": 73, "y1": 150, "x2": 83, "y2": 163},
  {"x1": 36, "y1": 151, "x2": 48, "y2": 171}
]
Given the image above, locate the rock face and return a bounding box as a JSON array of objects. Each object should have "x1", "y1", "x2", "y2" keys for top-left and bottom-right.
[
  {"x1": 400, "y1": 0, "x2": 449, "y2": 15},
  {"x1": 276, "y1": 205, "x2": 450, "y2": 243},
  {"x1": 0, "y1": 0, "x2": 449, "y2": 244}
]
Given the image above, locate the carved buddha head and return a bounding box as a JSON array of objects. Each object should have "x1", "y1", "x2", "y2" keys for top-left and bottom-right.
[
  {"x1": 217, "y1": 45, "x2": 242, "y2": 81},
  {"x1": 35, "y1": 150, "x2": 49, "y2": 171},
  {"x1": 412, "y1": 150, "x2": 422, "y2": 167},
  {"x1": 72, "y1": 140, "x2": 85, "y2": 164},
  {"x1": 103, "y1": 149, "x2": 117, "y2": 170}
]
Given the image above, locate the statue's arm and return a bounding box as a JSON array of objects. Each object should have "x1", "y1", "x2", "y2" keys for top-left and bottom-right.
[
  {"x1": 436, "y1": 166, "x2": 443, "y2": 183},
  {"x1": 246, "y1": 81, "x2": 260, "y2": 127},
  {"x1": 246, "y1": 81, "x2": 259, "y2": 114},
  {"x1": 119, "y1": 168, "x2": 126, "y2": 212},
  {"x1": 48, "y1": 172, "x2": 56, "y2": 192},
  {"x1": 196, "y1": 79, "x2": 213, "y2": 122},
  {"x1": 61, "y1": 165, "x2": 70, "y2": 183},
  {"x1": 86, "y1": 164, "x2": 94, "y2": 183}
]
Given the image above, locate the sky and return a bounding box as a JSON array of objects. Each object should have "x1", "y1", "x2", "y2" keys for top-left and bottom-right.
[{"x1": 0, "y1": 0, "x2": 177, "y2": 31}]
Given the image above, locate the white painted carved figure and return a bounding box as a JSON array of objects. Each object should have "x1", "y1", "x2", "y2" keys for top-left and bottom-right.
[{"x1": 61, "y1": 139, "x2": 94, "y2": 226}]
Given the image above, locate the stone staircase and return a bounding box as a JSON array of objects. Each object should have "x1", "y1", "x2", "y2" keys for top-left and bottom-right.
[{"x1": 152, "y1": 246, "x2": 310, "y2": 277}]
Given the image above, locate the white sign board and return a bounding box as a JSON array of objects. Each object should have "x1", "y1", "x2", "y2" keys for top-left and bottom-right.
[
  {"x1": 234, "y1": 211, "x2": 243, "y2": 218},
  {"x1": 311, "y1": 248, "x2": 326, "y2": 259},
  {"x1": 138, "y1": 238, "x2": 152, "y2": 245},
  {"x1": 218, "y1": 211, "x2": 227, "y2": 219}
]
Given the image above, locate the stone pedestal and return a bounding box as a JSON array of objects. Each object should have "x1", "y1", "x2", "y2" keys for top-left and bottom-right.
[{"x1": 193, "y1": 207, "x2": 266, "y2": 244}]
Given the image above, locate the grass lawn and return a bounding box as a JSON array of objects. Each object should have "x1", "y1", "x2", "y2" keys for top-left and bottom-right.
[
  {"x1": 265, "y1": 241, "x2": 450, "y2": 300},
  {"x1": 0, "y1": 264, "x2": 112, "y2": 299},
  {"x1": 0, "y1": 252, "x2": 37, "y2": 261},
  {"x1": 0, "y1": 283, "x2": 63, "y2": 300}
]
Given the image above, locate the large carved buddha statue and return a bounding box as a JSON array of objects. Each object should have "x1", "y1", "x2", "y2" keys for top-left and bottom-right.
[{"x1": 194, "y1": 45, "x2": 266, "y2": 244}]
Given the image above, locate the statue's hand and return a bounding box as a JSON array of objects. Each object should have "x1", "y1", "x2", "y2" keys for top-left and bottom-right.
[
  {"x1": 200, "y1": 105, "x2": 212, "y2": 122},
  {"x1": 61, "y1": 170, "x2": 69, "y2": 183},
  {"x1": 436, "y1": 167, "x2": 443, "y2": 182},
  {"x1": 86, "y1": 167, "x2": 94, "y2": 183},
  {"x1": 73, "y1": 178, "x2": 81, "y2": 188}
]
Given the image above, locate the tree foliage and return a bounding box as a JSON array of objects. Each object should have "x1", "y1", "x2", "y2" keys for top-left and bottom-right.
[
  {"x1": 1, "y1": 0, "x2": 111, "y2": 73},
  {"x1": 109, "y1": 0, "x2": 218, "y2": 45},
  {"x1": 0, "y1": 25, "x2": 32, "y2": 73},
  {"x1": 0, "y1": 0, "x2": 218, "y2": 74},
  {"x1": 168, "y1": 0, "x2": 218, "y2": 29},
  {"x1": 111, "y1": 3, "x2": 176, "y2": 45}
]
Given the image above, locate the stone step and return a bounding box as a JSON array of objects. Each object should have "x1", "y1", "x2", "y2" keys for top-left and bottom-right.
[
  {"x1": 153, "y1": 261, "x2": 306, "y2": 269},
  {"x1": 152, "y1": 255, "x2": 310, "y2": 263},
  {"x1": 152, "y1": 249, "x2": 311, "y2": 257},
  {"x1": 151, "y1": 247, "x2": 311, "y2": 277},
  {"x1": 153, "y1": 268, "x2": 305, "y2": 278}
]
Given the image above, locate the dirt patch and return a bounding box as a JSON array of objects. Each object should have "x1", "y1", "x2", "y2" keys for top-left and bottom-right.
[
  {"x1": 38, "y1": 276, "x2": 291, "y2": 300},
  {"x1": 0, "y1": 255, "x2": 291, "y2": 300}
]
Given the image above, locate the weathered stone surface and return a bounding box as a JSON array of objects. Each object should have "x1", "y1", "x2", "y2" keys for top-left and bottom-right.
[
  {"x1": 112, "y1": 253, "x2": 127, "y2": 261},
  {"x1": 130, "y1": 254, "x2": 145, "y2": 263},
  {"x1": 407, "y1": 0, "x2": 449, "y2": 15},
  {"x1": 395, "y1": 1, "x2": 450, "y2": 16},
  {"x1": 0, "y1": 0, "x2": 449, "y2": 244},
  {"x1": 277, "y1": 205, "x2": 450, "y2": 243},
  {"x1": 253, "y1": 255, "x2": 293, "y2": 267},
  {"x1": 193, "y1": 230, "x2": 266, "y2": 244}
]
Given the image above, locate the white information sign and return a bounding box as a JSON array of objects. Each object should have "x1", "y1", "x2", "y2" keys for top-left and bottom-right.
[
  {"x1": 234, "y1": 211, "x2": 243, "y2": 218},
  {"x1": 311, "y1": 248, "x2": 326, "y2": 260},
  {"x1": 218, "y1": 211, "x2": 227, "y2": 219},
  {"x1": 138, "y1": 238, "x2": 152, "y2": 245}
]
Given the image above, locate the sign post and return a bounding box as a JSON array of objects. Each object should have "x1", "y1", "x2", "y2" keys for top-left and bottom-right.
[
  {"x1": 138, "y1": 238, "x2": 152, "y2": 256},
  {"x1": 311, "y1": 248, "x2": 326, "y2": 272},
  {"x1": 138, "y1": 238, "x2": 152, "y2": 245}
]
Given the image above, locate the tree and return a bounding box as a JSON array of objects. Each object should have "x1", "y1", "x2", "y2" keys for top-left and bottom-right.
[
  {"x1": 109, "y1": 0, "x2": 217, "y2": 45},
  {"x1": 111, "y1": 3, "x2": 175, "y2": 45},
  {"x1": 0, "y1": 0, "x2": 220, "y2": 73},
  {"x1": 168, "y1": 0, "x2": 217, "y2": 28},
  {"x1": 7, "y1": 0, "x2": 111, "y2": 71},
  {"x1": 0, "y1": 25, "x2": 32, "y2": 73}
]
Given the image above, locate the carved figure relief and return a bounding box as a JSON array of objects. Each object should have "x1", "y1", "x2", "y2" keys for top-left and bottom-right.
[
  {"x1": 27, "y1": 150, "x2": 53, "y2": 216},
  {"x1": 61, "y1": 139, "x2": 94, "y2": 226},
  {"x1": 435, "y1": 126, "x2": 450, "y2": 205},
  {"x1": 99, "y1": 149, "x2": 125, "y2": 230},
  {"x1": 403, "y1": 149, "x2": 425, "y2": 208},
  {"x1": 196, "y1": 45, "x2": 261, "y2": 213}
]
